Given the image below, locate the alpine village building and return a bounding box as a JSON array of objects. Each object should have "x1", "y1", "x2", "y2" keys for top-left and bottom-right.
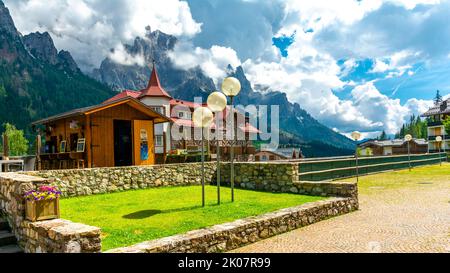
[
  {"x1": 358, "y1": 139, "x2": 428, "y2": 156},
  {"x1": 33, "y1": 64, "x2": 258, "y2": 169},
  {"x1": 421, "y1": 98, "x2": 450, "y2": 152},
  {"x1": 105, "y1": 64, "x2": 258, "y2": 164}
]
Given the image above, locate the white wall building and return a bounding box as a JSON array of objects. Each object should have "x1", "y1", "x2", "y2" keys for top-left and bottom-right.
[{"x1": 421, "y1": 99, "x2": 450, "y2": 152}]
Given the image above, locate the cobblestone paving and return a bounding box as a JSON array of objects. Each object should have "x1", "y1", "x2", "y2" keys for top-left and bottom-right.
[{"x1": 232, "y1": 164, "x2": 450, "y2": 253}]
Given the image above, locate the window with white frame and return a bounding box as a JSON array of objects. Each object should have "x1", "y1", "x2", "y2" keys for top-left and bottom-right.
[
  {"x1": 155, "y1": 135, "x2": 164, "y2": 147},
  {"x1": 178, "y1": 111, "x2": 185, "y2": 118},
  {"x1": 151, "y1": 106, "x2": 164, "y2": 115}
]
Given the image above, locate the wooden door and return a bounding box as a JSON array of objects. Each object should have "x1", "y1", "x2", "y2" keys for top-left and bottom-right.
[
  {"x1": 133, "y1": 120, "x2": 155, "y2": 165},
  {"x1": 114, "y1": 120, "x2": 133, "y2": 167},
  {"x1": 90, "y1": 116, "x2": 114, "y2": 167}
]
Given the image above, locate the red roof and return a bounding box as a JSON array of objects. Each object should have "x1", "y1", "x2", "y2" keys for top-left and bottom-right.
[
  {"x1": 170, "y1": 99, "x2": 206, "y2": 108},
  {"x1": 240, "y1": 123, "x2": 260, "y2": 134},
  {"x1": 171, "y1": 117, "x2": 259, "y2": 133},
  {"x1": 103, "y1": 90, "x2": 140, "y2": 104},
  {"x1": 171, "y1": 117, "x2": 196, "y2": 127},
  {"x1": 139, "y1": 66, "x2": 172, "y2": 99}
]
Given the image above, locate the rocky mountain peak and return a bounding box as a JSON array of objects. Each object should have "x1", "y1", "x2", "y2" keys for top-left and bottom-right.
[
  {"x1": 0, "y1": 0, "x2": 19, "y2": 38},
  {"x1": 23, "y1": 31, "x2": 79, "y2": 73},
  {"x1": 57, "y1": 50, "x2": 79, "y2": 73},
  {"x1": 23, "y1": 32, "x2": 59, "y2": 65},
  {"x1": 92, "y1": 29, "x2": 355, "y2": 154}
]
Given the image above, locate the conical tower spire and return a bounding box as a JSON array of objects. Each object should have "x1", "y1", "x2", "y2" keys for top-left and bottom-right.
[{"x1": 139, "y1": 61, "x2": 172, "y2": 99}]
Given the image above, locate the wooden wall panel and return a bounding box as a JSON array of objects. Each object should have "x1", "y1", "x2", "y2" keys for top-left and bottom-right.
[
  {"x1": 133, "y1": 120, "x2": 155, "y2": 166},
  {"x1": 90, "y1": 103, "x2": 155, "y2": 167}
]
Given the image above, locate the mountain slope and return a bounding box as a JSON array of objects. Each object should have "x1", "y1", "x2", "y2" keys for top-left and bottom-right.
[
  {"x1": 93, "y1": 29, "x2": 355, "y2": 155},
  {"x1": 0, "y1": 1, "x2": 115, "y2": 135}
]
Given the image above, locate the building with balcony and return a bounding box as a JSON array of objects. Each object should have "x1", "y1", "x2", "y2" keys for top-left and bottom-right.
[
  {"x1": 104, "y1": 63, "x2": 258, "y2": 163},
  {"x1": 358, "y1": 139, "x2": 428, "y2": 156},
  {"x1": 421, "y1": 98, "x2": 450, "y2": 152}
]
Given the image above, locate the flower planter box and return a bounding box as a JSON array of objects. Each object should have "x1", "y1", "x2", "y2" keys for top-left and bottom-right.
[{"x1": 25, "y1": 198, "x2": 60, "y2": 222}]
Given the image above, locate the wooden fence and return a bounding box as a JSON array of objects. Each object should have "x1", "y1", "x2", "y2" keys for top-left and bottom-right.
[{"x1": 297, "y1": 153, "x2": 447, "y2": 181}]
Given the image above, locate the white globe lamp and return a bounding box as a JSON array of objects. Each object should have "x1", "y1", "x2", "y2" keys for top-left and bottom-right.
[
  {"x1": 221, "y1": 77, "x2": 241, "y2": 97},
  {"x1": 207, "y1": 92, "x2": 227, "y2": 205},
  {"x1": 192, "y1": 106, "x2": 213, "y2": 207}
]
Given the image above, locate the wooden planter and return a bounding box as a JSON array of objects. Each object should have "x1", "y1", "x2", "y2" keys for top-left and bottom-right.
[{"x1": 25, "y1": 198, "x2": 60, "y2": 222}]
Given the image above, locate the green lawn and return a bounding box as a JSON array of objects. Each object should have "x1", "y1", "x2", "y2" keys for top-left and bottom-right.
[
  {"x1": 340, "y1": 162, "x2": 450, "y2": 194},
  {"x1": 60, "y1": 186, "x2": 324, "y2": 251}
]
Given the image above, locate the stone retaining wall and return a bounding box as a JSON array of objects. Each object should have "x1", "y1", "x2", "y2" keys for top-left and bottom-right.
[
  {"x1": 26, "y1": 163, "x2": 217, "y2": 197},
  {"x1": 0, "y1": 173, "x2": 101, "y2": 253},
  {"x1": 219, "y1": 163, "x2": 358, "y2": 198},
  {"x1": 6, "y1": 162, "x2": 359, "y2": 253},
  {"x1": 220, "y1": 162, "x2": 298, "y2": 192},
  {"x1": 107, "y1": 196, "x2": 358, "y2": 253}
]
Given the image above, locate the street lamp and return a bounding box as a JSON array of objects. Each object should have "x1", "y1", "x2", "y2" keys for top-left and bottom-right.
[
  {"x1": 436, "y1": 135, "x2": 443, "y2": 166},
  {"x1": 207, "y1": 91, "x2": 227, "y2": 205},
  {"x1": 404, "y1": 134, "x2": 412, "y2": 171},
  {"x1": 222, "y1": 77, "x2": 241, "y2": 203},
  {"x1": 351, "y1": 131, "x2": 362, "y2": 183},
  {"x1": 193, "y1": 106, "x2": 214, "y2": 207}
]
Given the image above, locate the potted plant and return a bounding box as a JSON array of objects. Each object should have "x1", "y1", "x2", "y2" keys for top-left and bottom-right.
[{"x1": 24, "y1": 186, "x2": 61, "y2": 222}]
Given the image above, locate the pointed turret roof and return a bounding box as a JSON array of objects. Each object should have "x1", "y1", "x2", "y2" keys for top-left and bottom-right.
[{"x1": 139, "y1": 64, "x2": 172, "y2": 99}]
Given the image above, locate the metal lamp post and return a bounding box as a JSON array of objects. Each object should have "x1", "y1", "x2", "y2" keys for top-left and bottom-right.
[
  {"x1": 351, "y1": 131, "x2": 362, "y2": 183},
  {"x1": 192, "y1": 107, "x2": 214, "y2": 207},
  {"x1": 404, "y1": 134, "x2": 412, "y2": 171},
  {"x1": 207, "y1": 91, "x2": 228, "y2": 205},
  {"x1": 436, "y1": 135, "x2": 443, "y2": 166},
  {"x1": 221, "y1": 77, "x2": 241, "y2": 202}
]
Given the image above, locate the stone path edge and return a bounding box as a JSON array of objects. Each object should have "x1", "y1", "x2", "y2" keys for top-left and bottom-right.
[{"x1": 106, "y1": 196, "x2": 358, "y2": 253}]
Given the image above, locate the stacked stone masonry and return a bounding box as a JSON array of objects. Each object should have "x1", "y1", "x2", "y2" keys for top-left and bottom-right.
[
  {"x1": 107, "y1": 197, "x2": 358, "y2": 253},
  {"x1": 26, "y1": 162, "x2": 217, "y2": 197},
  {"x1": 0, "y1": 173, "x2": 101, "y2": 253},
  {"x1": 1, "y1": 162, "x2": 358, "y2": 253}
]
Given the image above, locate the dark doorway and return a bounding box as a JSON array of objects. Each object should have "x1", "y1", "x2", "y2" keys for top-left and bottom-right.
[{"x1": 114, "y1": 120, "x2": 133, "y2": 166}]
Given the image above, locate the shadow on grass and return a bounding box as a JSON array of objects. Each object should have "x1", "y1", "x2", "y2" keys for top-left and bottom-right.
[{"x1": 122, "y1": 205, "x2": 204, "y2": 219}]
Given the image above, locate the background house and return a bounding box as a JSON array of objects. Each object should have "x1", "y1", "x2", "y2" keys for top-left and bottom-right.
[
  {"x1": 254, "y1": 148, "x2": 303, "y2": 161},
  {"x1": 421, "y1": 98, "x2": 450, "y2": 152},
  {"x1": 33, "y1": 97, "x2": 170, "y2": 169},
  {"x1": 358, "y1": 139, "x2": 428, "y2": 156}
]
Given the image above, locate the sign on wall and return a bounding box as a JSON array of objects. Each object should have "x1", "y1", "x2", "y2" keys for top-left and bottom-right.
[{"x1": 140, "y1": 129, "x2": 149, "y2": 161}]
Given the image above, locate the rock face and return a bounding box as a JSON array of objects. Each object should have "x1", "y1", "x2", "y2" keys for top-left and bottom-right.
[
  {"x1": 0, "y1": 0, "x2": 26, "y2": 63},
  {"x1": 92, "y1": 29, "x2": 355, "y2": 155},
  {"x1": 92, "y1": 28, "x2": 215, "y2": 94},
  {"x1": 23, "y1": 32, "x2": 59, "y2": 65},
  {"x1": 0, "y1": 0, "x2": 114, "y2": 133},
  {"x1": 0, "y1": 0, "x2": 18, "y2": 38},
  {"x1": 23, "y1": 32, "x2": 80, "y2": 73},
  {"x1": 57, "y1": 50, "x2": 79, "y2": 73}
]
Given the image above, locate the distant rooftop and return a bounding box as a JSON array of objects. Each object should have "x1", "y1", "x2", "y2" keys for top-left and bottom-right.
[
  {"x1": 359, "y1": 138, "x2": 428, "y2": 148},
  {"x1": 421, "y1": 98, "x2": 450, "y2": 117}
]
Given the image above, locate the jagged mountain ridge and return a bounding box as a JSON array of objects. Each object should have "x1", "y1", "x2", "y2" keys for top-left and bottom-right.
[
  {"x1": 93, "y1": 29, "x2": 355, "y2": 153},
  {"x1": 0, "y1": 0, "x2": 115, "y2": 135},
  {"x1": 0, "y1": 0, "x2": 354, "y2": 155}
]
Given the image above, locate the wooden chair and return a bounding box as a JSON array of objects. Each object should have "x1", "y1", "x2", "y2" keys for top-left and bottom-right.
[
  {"x1": 69, "y1": 152, "x2": 85, "y2": 169},
  {"x1": 58, "y1": 153, "x2": 72, "y2": 169},
  {"x1": 76, "y1": 159, "x2": 85, "y2": 169}
]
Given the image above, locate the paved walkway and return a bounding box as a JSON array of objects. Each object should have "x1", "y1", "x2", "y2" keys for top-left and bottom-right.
[{"x1": 232, "y1": 164, "x2": 450, "y2": 253}]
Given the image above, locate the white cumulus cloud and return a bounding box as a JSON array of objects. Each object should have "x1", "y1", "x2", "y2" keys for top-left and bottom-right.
[
  {"x1": 4, "y1": 0, "x2": 202, "y2": 71},
  {"x1": 168, "y1": 41, "x2": 241, "y2": 83}
]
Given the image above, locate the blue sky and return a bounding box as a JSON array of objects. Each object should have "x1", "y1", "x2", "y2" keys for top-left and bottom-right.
[{"x1": 5, "y1": 0, "x2": 450, "y2": 138}]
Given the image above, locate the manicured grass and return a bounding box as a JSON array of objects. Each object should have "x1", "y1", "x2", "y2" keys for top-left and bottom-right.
[
  {"x1": 340, "y1": 162, "x2": 450, "y2": 194},
  {"x1": 60, "y1": 186, "x2": 325, "y2": 251}
]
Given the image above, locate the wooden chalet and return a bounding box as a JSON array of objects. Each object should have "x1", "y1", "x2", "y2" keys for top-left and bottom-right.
[{"x1": 32, "y1": 97, "x2": 171, "y2": 169}]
